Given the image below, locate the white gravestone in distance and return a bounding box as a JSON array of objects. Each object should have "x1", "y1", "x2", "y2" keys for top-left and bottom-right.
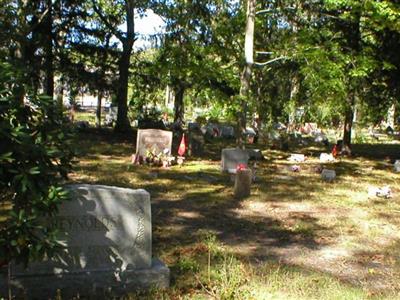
[
  {"x1": 320, "y1": 153, "x2": 335, "y2": 163},
  {"x1": 221, "y1": 148, "x2": 250, "y2": 174},
  {"x1": 2, "y1": 184, "x2": 169, "y2": 298},
  {"x1": 394, "y1": 160, "x2": 400, "y2": 173},
  {"x1": 136, "y1": 129, "x2": 173, "y2": 158},
  {"x1": 288, "y1": 153, "x2": 305, "y2": 163}
]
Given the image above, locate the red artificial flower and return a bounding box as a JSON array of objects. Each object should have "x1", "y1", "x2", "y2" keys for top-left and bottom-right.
[{"x1": 236, "y1": 163, "x2": 247, "y2": 171}]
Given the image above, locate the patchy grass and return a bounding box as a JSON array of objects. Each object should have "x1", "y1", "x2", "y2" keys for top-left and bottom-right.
[{"x1": 54, "y1": 128, "x2": 400, "y2": 298}]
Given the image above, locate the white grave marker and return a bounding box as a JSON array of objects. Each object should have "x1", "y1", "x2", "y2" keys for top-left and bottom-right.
[{"x1": 320, "y1": 153, "x2": 335, "y2": 163}]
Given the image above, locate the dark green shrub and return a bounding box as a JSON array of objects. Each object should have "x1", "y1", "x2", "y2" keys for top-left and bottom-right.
[{"x1": 0, "y1": 62, "x2": 75, "y2": 266}]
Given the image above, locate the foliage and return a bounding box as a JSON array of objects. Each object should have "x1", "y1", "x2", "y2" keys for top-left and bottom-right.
[{"x1": 0, "y1": 62, "x2": 75, "y2": 266}]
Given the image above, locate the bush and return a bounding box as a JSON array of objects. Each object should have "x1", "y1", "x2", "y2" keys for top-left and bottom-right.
[{"x1": 0, "y1": 62, "x2": 75, "y2": 266}]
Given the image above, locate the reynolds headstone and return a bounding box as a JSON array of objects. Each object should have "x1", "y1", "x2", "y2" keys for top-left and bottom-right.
[
  {"x1": 2, "y1": 184, "x2": 169, "y2": 298},
  {"x1": 221, "y1": 148, "x2": 249, "y2": 174},
  {"x1": 136, "y1": 129, "x2": 173, "y2": 159}
]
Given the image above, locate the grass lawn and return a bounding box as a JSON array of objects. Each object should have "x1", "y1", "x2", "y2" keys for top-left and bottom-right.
[{"x1": 66, "y1": 127, "x2": 400, "y2": 299}]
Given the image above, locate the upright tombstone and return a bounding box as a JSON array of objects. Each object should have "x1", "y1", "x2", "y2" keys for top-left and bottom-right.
[
  {"x1": 1, "y1": 184, "x2": 169, "y2": 299},
  {"x1": 234, "y1": 169, "x2": 252, "y2": 199},
  {"x1": 188, "y1": 129, "x2": 204, "y2": 156},
  {"x1": 135, "y1": 129, "x2": 173, "y2": 161},
  {"x1": 246, "y1": 149, "x2": 264, "y2": 161},
  {"x1": 394, "y1": 160, "x2": 400, "y2": 173},
  {"x1": 105, "y1": 106, "x2": 118, "y2": 126},
  {"x1": 221, "y1": 148, "x2": 250, "y2": 174},
  {"x1": 220, "y1": 125, "x2": 235, "y2": 138}
]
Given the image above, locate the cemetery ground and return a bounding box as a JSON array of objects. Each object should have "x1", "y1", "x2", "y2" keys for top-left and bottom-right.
[
  {"x1": 62, "y1": 127, "x2": 400, "y2": 300},
  {"x1": 14, "y1": 127, "x2": 400, "y2": 299}
]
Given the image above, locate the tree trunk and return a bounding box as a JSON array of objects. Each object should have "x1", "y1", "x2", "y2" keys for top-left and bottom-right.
[
  {"x1": 55, "y1": 76, "x2": 64, "y2": 108},
  {"x1": 341, "y1": 7, "x2": 361, "y2": 155},
  {"x1": 173, "y1": 85, "x2": 185, "y2": 125},
  {"x1": 387, "y1": 103, "x2": 395, "y2": 129},
  {"x1": 43, "y1": 0, "x2": 54, "y2": 98},
  {"x1": 115, "y1": 46, "x2": 132, "y2": 131},
  {"x1": 96, "y1": 91, "x2": 103, "y2": 128},
  {"x1": 115, "y1": 0, "x2": 135, "y2": 132},
  {"x1": 288, "y1": 73, "x2": 300, "y2": 132},
  {"x1": 14, "y1": 0, "x2": 30, "y2": 104},
  {"x1": 237, "y1": 0, "x2": 256, "y2": 149},
  {"x1": 342, "y1": 93, "x2": 355, "y2": 155},
  {"x1": 238, "y1": 65, "x2": 251, "y2": 148}
]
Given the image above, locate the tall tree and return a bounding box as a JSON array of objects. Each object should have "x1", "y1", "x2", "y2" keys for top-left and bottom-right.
[
  {"x1": 91, "y1": 0, "x2": 141, "y2": 132},
  {"x1": 237, "y1": 0, "x2": 255, "y2": 148}
]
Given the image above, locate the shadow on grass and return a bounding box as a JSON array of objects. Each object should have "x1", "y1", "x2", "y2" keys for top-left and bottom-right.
[
  {"x1": 70, "y1": 129, "x2": 400, "y2": 295},
  {"x1": 353, "y1": 143, "x2": 400, "y2": 160}
]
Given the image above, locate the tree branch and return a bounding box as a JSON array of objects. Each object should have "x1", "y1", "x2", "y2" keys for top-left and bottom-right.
[
  {"x1": 91, "y1": 0, "x2": 124, "y2": 41},
  {"x1": 254, "y1": 56, "x2": 288, "y2": 66}
]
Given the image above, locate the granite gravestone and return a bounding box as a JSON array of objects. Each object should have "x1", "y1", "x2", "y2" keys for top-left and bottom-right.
[
  {"x1": 221, "y1": 148, "x2": 249, "y2": 174},
  {"x1": 321, "y1": 169, "x2": 336, "y2": 182},
  {"x1": 1, "y1": 184, "x2": 169, "y2": 298},
  {"x1": 220, "y1": 125, "x2": 235, "y2": 138},
  {"x1": 234, "y1": 169, "x2": 252, "y2": 199},
  {"x1": 246, "y1": 149, "x2": 264, "y2": 161},
  {"x1": 136, "y1": 129, "x2": 173, "y2": 160},
  {"x1": 188, "y1": 129, "x2": 204, "y2": 156}
]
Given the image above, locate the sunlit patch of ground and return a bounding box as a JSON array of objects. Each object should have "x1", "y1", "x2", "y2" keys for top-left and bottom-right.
[{"x1": 68, "y1": 129, "x2": 400, "y2": 298}]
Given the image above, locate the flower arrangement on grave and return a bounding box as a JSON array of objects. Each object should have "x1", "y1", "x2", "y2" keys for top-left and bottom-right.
[
  {"x1": 143, "y1": 147, "x2": 175, "y2": 167},
  {"x1": 236, "y1": 163, "x2": 248, "y2": 172}
]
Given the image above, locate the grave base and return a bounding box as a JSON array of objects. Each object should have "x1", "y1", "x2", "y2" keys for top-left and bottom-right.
[{"x1": 1, "y1": 258, "x2": 169, "y2": 299}]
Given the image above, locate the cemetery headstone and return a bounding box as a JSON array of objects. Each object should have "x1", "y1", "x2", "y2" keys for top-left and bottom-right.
[
  {"x1": 394, "y1": 160, "x2": 400, "y2": 173},
  {"x1": 321, "y1": 169, "x2": 336, "y2": 182},
  {"x1": 267, "y1": 129, "x2": 281, "y2": 141},
  {"x1": 320, "y1": 153, "x2": 335, "y2": 163},
  {"x1": 288, "y1": 154, "x2": 306, "y2": 163},
  {"x1": 135, "y1": 129, "x2": 173, "y2": 162},
  {"x1": 368, "y1": 186, "x2": 392, "y2": 199},
  {"x1": 105, "y1": 106, "x2": 118, "y2": 126},
  {"x1": 204, "y1": 123, "x2": 221, "y2": 138},
  {"x1": 188, "y1": 132, "x2": 204, "y2": 156},
  {"x1": 221, "y1": 148, "x2": 250, "y2": 174},
  {"x1": 247, "y1": 149, "x2": 264, "y2": 161},
  {"x1": 188, "y1": 125, "x2": 205, "y2": 156},
  {"x1": 0, "y1": 184, "x2": 169, "y2": 298},
  {"x1": 220, "y1": 125, "x2": 235, "y2": 138},
  {"x1": 234, "y1": 169, "x2": 252, "y2": 199},
  {"x1": 188, "y1": 122, "x2": 200, "y2": 131},
  {"x1": 314, "y1": 132, "x2": 328, "y2": 144}
]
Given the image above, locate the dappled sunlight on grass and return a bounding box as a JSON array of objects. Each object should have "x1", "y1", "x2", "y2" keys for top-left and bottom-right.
[{"x1": 69, "y1": 129, "x2": 400, "y2": 297}]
